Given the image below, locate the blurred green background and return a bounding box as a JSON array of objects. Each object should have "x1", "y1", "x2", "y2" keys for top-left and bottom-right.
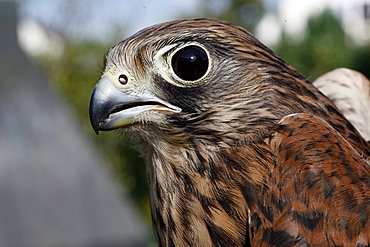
[{"x1": 18, "y1": 0, "x2": 370, "y2": 227}]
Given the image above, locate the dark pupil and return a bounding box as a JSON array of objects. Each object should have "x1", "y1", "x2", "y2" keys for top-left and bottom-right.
[{"x1": 171, "y1": 45, "x2": 208, "y2": 81}]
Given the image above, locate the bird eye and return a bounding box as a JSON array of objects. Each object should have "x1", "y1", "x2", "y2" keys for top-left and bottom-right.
[
  {"x1": 171, "y1": 45, "x2": 209, "y2": 81},
  {"x1": 118, "y1": 74, "x2": 128, "y2": 85}
]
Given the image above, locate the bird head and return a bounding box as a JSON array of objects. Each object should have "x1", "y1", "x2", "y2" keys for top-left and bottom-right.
[{"x1": 89, "y1": 18, "x2": 315, "y2": 147}]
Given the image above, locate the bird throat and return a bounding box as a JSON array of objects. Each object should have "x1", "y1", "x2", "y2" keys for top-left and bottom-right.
[{"x1": 145, "y1": 138, "x2": 273, "y2": 246}]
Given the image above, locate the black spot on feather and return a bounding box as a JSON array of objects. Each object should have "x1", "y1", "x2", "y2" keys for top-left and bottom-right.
[
  {"x1": 270, "y1": 194, "x2": 288, "y2": 212},
  {"x1": 262, "y1": 228, "x2": 302, "y2": 246},
  {"x1": 256, "y1": 201, "x2": 274, "y2": 223},
  {"x1": 199, "y1": 194, "x2": 212, "y2": 214},
  {"x1": 251, "y1": 212, "x2": 261, "y2": 230},
  {"x1": 305, "y1": 171, "x2": 316, "y2": 188},
  {"x1": 291, "y1": 210, "x2": 323, "y2": 231}
]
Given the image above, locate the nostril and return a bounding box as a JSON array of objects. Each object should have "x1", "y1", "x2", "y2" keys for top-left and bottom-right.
[{"x1": 118, "y1": 74, "x2": 128, "y2": 85}]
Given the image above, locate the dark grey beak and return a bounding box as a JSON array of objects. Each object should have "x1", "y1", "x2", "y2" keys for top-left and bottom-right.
[{"x1": 89, "y1": 76, "x2": 181, "y2": 134}]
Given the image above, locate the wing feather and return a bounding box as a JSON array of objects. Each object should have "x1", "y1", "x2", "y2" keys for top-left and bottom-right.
[{"x1": 251, "y1": 113, "x2": 369, "y2": 246}]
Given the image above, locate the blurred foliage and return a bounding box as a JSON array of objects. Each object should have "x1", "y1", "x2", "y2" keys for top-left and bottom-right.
[
  {"x1": 275, "y1": 9, "x2": 370, "y2": 80},
  {"x1": 200, "y1": 0, "x2": 263, "y2": 31},
  {"x1": 352, "y1": 44, "x2": 370, "y2": 79}
]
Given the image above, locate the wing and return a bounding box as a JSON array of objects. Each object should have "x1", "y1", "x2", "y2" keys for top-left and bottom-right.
[
  {"x1": 314, "y1": 68, "x2": 370, "y2": 141},
  {"x1": 250, "y1": 113, "x2": 370, "y2": 246}
]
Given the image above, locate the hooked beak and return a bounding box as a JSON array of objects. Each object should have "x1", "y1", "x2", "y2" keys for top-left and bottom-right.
[{"x1": 89, "y1": 76, "x2": 181, "y2": 134}]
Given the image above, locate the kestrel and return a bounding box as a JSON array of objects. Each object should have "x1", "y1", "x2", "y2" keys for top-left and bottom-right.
[{"x1": 89, "y1": 19, "x2": 370, "y2": 246}]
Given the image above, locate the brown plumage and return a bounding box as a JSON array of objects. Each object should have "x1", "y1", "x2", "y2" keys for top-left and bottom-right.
[{"x1": 89, "y1": 19, "x2": 370, "y2": 246}]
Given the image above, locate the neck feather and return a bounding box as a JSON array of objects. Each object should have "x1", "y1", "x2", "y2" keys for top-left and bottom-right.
[{"x1": 146, "y1": 138, "x2": 273, "y2": 246}]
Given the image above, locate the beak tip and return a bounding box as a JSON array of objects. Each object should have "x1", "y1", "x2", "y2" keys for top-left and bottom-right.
[
  {"x1": 89, "y1": 87, "x2": 101, "y2": 135},
  {"x1": 89, "y1": 115, "x2": 100, "y2": 135},
  {"x1": 89, "y1": 110, "x2": 101, "y2": 135},
  {"x1": 93, "y1": 126, "x2": 100, "y2": 135}
]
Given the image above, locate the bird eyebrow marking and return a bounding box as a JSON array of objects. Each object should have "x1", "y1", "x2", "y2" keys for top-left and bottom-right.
[{"x1": 154, "y1": 43, "x2": 178, "y2": 62}]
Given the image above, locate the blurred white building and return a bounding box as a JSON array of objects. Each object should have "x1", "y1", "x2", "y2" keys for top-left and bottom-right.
[
  {"x1": 341, "y1": 0, "x2": 370, "y2": 44},
  {"x1": 17, "y1": 19, "x2": 65, "y2": 57}
]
